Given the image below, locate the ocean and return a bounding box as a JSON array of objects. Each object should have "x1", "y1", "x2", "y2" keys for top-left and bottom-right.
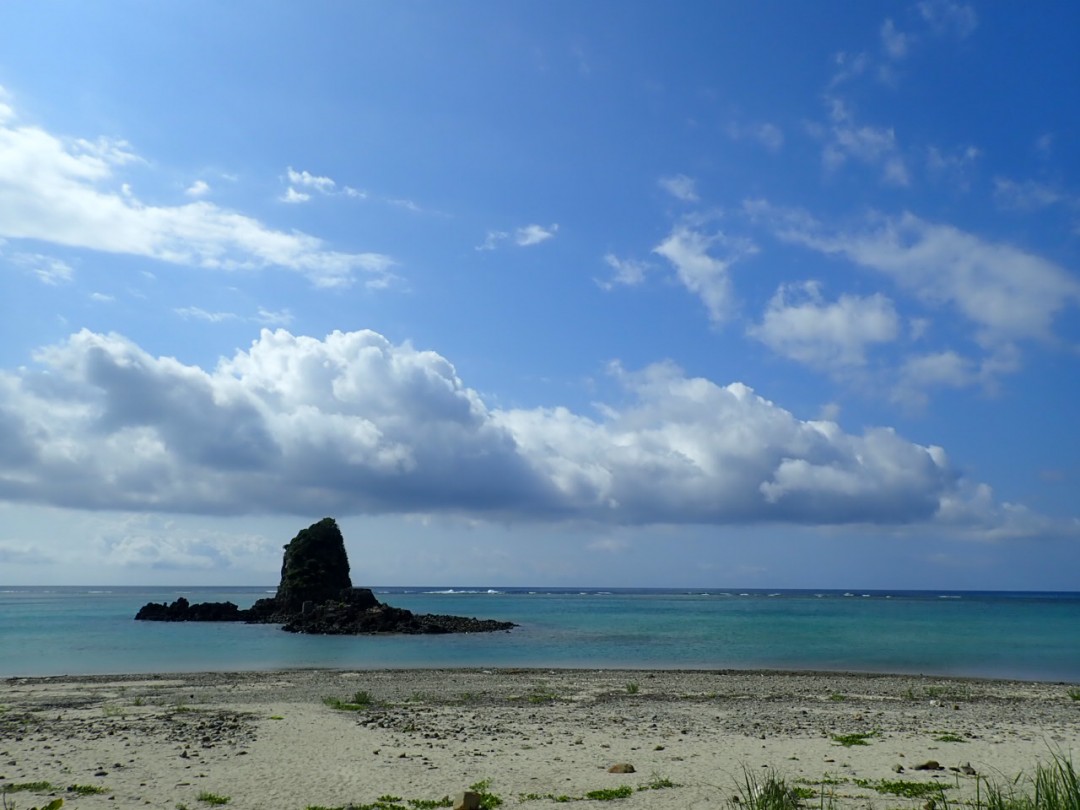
[{"x1": 2, "y1": 587, "x2": 1078, "y2": 682}]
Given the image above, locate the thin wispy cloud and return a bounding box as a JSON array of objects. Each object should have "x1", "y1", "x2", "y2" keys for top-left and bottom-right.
[
  {"x1": 477, "y1": 224, "x2": 559, "y2": 251},
  {"x1": 659, "y1": 174, "x2": 699, "y2": 203}
]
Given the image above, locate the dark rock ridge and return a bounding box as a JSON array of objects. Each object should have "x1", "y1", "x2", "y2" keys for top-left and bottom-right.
[{"x1": 135, "y1": 518, "x2": 515, "y2": 635}]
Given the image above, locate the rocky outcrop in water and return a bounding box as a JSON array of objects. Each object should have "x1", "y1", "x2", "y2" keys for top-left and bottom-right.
[{"x1": 134, "y1": 518, "x2": 515, "y2": 635}]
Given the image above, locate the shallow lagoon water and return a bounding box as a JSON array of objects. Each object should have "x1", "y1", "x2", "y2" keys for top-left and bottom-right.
[{"x1": 2, "y1": 587, "x2": 1078, "y2": 681}]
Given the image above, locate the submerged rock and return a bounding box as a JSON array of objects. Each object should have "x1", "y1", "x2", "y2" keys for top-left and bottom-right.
[{"x1": 135, "y1": 518, "x2": 515, "y2": 635}]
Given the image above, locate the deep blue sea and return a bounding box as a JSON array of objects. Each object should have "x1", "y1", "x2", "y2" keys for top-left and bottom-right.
[{"x1": 2, "y1": 587, "x2": 1078, "y2": 682}]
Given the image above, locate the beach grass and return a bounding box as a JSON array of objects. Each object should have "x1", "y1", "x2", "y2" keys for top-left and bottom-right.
[
  {"x1": 830, "y1": 731, "x2": 877, "y2": 747},
  {"x1": 730, "y1": 768, "x2": 803, "y2": 810},
  {"x1": 322, "y1": 690, "x2": 375, "y2": 711},
  {"x1": 974, "y1": 753, "x2": 1080, "y2": 810}
]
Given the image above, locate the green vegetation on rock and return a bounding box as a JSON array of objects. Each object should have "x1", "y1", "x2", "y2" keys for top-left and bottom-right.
[{"x1": 277, "y1": 517, "x2": 352, "y2": 609}]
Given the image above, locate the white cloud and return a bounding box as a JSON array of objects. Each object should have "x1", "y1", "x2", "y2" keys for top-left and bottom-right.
[
  {"x1": 89, "y1": 292, "x2": 115, "y2": 303},
  {"x1": 477, "y1": 224, "x2": 559, "y2": 251},
  {"x1": 880, "y1": 19, "x2": 908, "y2": 59},
  {"x1": 279, "y1": 186, "x2": 311, "y2": 204},
  {"x1": 653, "y1": 224, "x2": 756, "y2": 323},
  {"x1": 280, "y1": 167, "x2": 350, "y2": 204},
  {"x1": 93, "y1": 516, "x2": 276, "y2": 571},
  {"x1": 821, "y1": 98, "x2": 909, "y2": 186},
  {"x1": 926, "y1": 145, "x2": 980, "y2": 189},
  {"x1": 9, "y1": 252, "x2": 75, "y2": 285},
  {"x1": 891, "y1": 346, "x2": 1021, "y2": 408},
  {"x1": 728, "y1": 122, "x2": 784, "y2": 152},
  {"x1": 993, "y1": 178, "x2": 1070, "y2": 211},
  {"x1": 0, "y1": 94, "x2": 393, "y2": 288},
  {"x1": 753, "y1": 123, "x2": 784, "y2": 151},
  {"x1": 185, "y1": 179, "x2": 211, "y2": 198},
  {"x1": 476, "y1": 230, "x2": 509, "y2": 251},
  {"x1": 659, "y1": 174, "x2": 699, "y2": 203},
  {"x1": 286, "y1": 167, "x2": 336, "y2": 194},
  {"x1": 597, "y1": 253, "x2": 649, "y2": 289},
  {"x1": 752, "y1": 202, "x2": 1080, "y2": 346},
  {"x1": 175, "y1": 306, "x2": 297, "y2": 327},
  {"x1": 0, "y1": 327, "x2": 1057, "y2": 538},
  {"x1": 174, "y1": 307, "x2": 240, "y2": 323},
  {"x1": 255, "y1": 307, "x2": 294, "y2": 326},
  {"x1": 751, "y1": 281, "x2": 899, "y2": 370},
  {"x1": 515, "y1": 223, "x2": 558, "y2": 246},
  {"x1": 917, "y1": 0, "x2": 978, "y2": 38}
]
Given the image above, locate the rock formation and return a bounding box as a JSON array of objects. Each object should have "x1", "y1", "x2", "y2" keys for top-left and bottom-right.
[{"x1": 135, "y1": 518, "x2": 515, "y2": 635}]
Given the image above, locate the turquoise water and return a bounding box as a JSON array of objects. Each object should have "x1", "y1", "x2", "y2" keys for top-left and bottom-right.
[{"x1": 1, "y1": 587, "x2": 1078, "y2": 681}]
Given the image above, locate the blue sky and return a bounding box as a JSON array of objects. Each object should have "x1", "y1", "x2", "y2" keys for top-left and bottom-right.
[{"x1": 1, "y1": 1, "x2": 1078, "y2": 588}]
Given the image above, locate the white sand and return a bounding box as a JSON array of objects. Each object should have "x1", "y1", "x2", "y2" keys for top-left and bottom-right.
[{"x1": 2, "y1": 669, "x2": 1077, "y2": 809}]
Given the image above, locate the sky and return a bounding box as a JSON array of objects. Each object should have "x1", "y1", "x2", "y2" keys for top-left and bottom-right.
[{"x1": 1, "y1": 1, "x2": 1078, "y2": 589}]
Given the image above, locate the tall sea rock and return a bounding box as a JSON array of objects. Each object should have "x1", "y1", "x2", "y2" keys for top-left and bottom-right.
[
  {"x1": 276, "y1": 517, "x2": 353, "y2": 610},
  {"x1": 135, "y1": 517, "x2": 514, "y2": 635}
]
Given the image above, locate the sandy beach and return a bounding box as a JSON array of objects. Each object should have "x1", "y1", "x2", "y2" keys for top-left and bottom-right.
[{"x1": 2, "y1": 669, "x2": 1078, "y2": 810}]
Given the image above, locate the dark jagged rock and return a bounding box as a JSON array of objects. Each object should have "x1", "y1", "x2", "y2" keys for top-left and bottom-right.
[
  {"x1": 134, "y1": 597, "x2": 245, "y2": 622},
  {"x1": 276, "y1": 517, "x2": 353, "y2": 611},
  {"x1": 134, "y1": 518, "x2": 515, "y2": 636}
]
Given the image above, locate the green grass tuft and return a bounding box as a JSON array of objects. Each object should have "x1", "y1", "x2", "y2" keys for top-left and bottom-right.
[
  {"x1": 196, "y1": 792, "x2": 230, "y2": 806},
  {"x1": 66, "y1": 785, "x2": 107, "y2": 796},
  {"x1": 730, "y1": 768, "x2": 802, "y2": 810},
  {"x1": 854, "y1": 778, "x2": 949, "y2": 799},
  {"x1": 830, "y1": 731, "x2": 877, "y2": 747},
  {"x1": 1067, "y1": 687, "x2": 1080, "y2": 701},
  {"x1": 638, "y1": 776, "x2": 676, "y2": 791},
  {"x1": 584, "y1": 786, "x2": 633, "y2": 801},
  {"x1": 934, "y1": 731, "x2": 967, "y2": 743},
  {"x1": 468, "y1": 779, "x2": 503, "y2": 810},
  {"x1": 2, "y1": 782, "x2": 57, "y2": 794},
  {"x1": 322, "y1": 692, "x2": 375, "y2": 711}
]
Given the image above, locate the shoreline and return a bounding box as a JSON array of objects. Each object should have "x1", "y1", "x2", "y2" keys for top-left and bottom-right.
[{"x1": 2, "y1": 668, "x2": 1078, "y2": 809}]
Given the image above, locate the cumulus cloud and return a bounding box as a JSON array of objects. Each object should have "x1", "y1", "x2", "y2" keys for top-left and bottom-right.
[
  {"x1": 279, "y1": 166, "x2": 359, "y2": 203},
  {"x1": 749, "y1": 202, "x2": 1080, "y2": 346},
  {"x1": 750, "y1": 281, "x2": 899, "y2": 370},
  {"x1": 653, "y1": 224, "x2": 756, "y2": 323},
  {"x1": 891, "y1": 346, "x2": 1021, "y2": 408},
  {"x1": 0, "y1": 93, "x2": 394, "y2": 288},
  {"x1": 185, "y1": 179, "x2": 211, "y2": 198},
  {"x1": 0, "y1": 327, "x2": 1060, "y2": 539},
  {"x1": 659, "y1": 174, "x2": 699, "y2": 203},
  {"x1": 279, "y1": 186, "x2": 311, "y2": 204}
]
